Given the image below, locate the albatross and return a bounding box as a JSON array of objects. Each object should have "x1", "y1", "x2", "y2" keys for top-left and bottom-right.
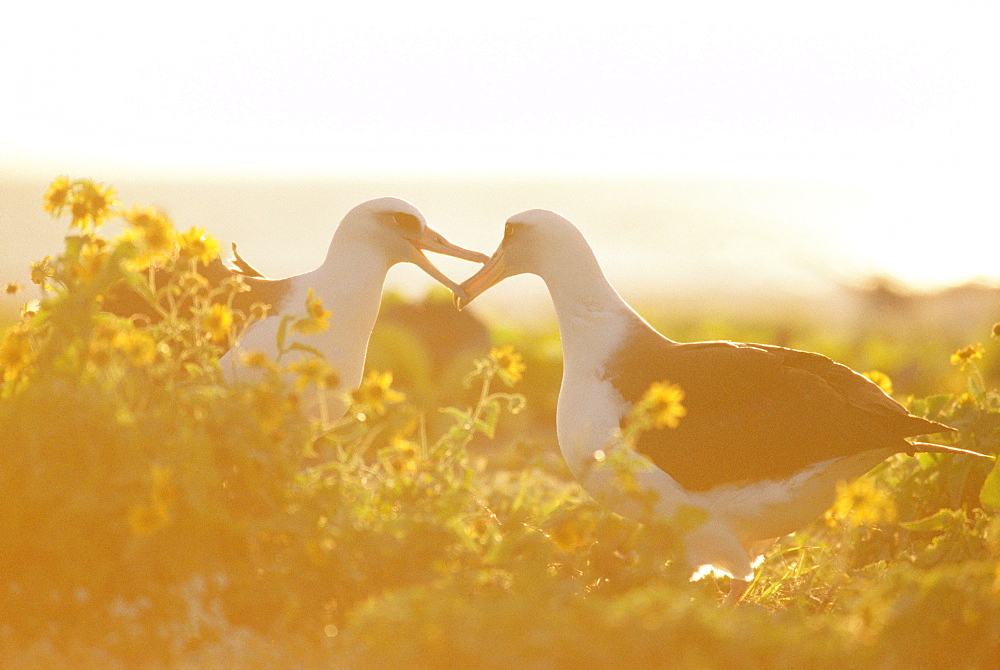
[
  {"x1": 220, "y1": 197, "x2": 489, "y2": 418},
  {"x1": 456, "y1": 209, "x2": 984, "y2": 593}
]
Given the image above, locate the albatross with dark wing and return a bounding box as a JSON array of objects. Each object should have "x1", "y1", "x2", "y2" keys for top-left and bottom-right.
[
  {"x1": 218, "y1": 197, "x2": 488, "y2": 418},
  {"x1": 456, "y1": 209, "x2": 985, "y2": 594}
]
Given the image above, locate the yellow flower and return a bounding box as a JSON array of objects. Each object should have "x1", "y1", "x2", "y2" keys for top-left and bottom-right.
[
  {"x1": 124, "y1": 204, "x2": 159, "y2": 230},
  {"x1": 4, "y1": 283, "x2": 20, "y2": 294},
  {"x1": 30, "y1": 256, "x2": 54, "y2": 286},
  {"x1": 351, "y1": 370, "x2": 405, "y2": 415},
  {"x1": 384, "y1": 435, "x2": 421, "y2": 472},
  {"x1": 69, "y1": 237, "x2": 111, "y2": 283},
  {"x1": 292, "y1": 289, "x2": 331, "y2": 335},
  {"x1": 1, "y1": 325, "x2": 33, "y2": 383},
  {"x1": 85, "y1": 181, "x2": 119, "y2": 221},
  {"x1": 67, "y1": 180, "x2": 119, "y2": 230},
  {"x1": 951, "y1": 344, "x2": 984, "y2": 370},
  {"x1": 251, "y1": 385, "x2": 298, "y2": 434},
  {"x1": 305, "y1": 288, "x2": 330, "y2": 320},
  {"x1": 177, "y1": 227, "x2": 221, "y2": 265},
  {"x1": 124, "y1": 205, "x2": 176, "y2": 270},
  {"x1": 87, "y1": 320, "x2": 121, "y2": 368},
  {"x1": 864, "y1": 370, "x2": 893, "y2": 397},
  {"x1": 490, "y1": 344, "x2": 526, "y2": 386},
  {"x1": 287, "y1": 356, "x2": 339, "y2": 391},
  {"x1": 241, "y1": 349, "x2": 278, "y2": 371},
  {"x1": 957, "y1": 392, "x2": 977, "y2": 407},
  {"x1": 43, "y1": 176, "x2": 72, "y2": 215},
  {"x1": 827, "y1": 478, "x2": 896, "y2": 527},
  {"x1": 640, "y1": 381, "x2": 687, "y2": 429},
  {"x1": 202, "y1": 303, "x2": 234, "y2": 344},
  {"x1": 113, "y1": 329, "x2": 158, "y2": 367}
]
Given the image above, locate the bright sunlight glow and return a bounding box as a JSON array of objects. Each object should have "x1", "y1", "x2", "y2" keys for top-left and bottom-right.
[{"x1": 2, "y1": 1, "x2": 999, "y2": 294}]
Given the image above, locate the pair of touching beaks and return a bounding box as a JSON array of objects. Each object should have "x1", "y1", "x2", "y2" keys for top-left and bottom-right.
[{"x1": 407, "y1": 224, "x2": 505, "y2": 311}]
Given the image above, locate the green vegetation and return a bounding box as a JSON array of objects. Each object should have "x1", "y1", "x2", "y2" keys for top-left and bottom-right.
[{"x1": 2, "y1": 179, "x2": 1000, "y2": 668}]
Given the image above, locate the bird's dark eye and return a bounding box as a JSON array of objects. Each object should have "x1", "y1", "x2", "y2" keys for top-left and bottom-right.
[{"x1": 391, "y1": 212, "x2": 423, "y2": 236}]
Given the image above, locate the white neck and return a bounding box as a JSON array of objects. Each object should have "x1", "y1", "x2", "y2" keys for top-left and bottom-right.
[
  {"x1": 540, "y1": 252, "x2": 646, "y2": 374},
  {"x1": 299, "y1": 230, "x2": 394, "y2": 391},
  {"x1": 537, "y1": 246, "x2": 695, "y2": 525},
  {"x1": 537, "y1": 251, "x2": 634, "y2": 454}
]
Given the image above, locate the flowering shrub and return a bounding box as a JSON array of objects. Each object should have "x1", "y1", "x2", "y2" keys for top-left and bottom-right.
[{"x1": 1, "y1": 178, "x2": 999, "y2": 667}]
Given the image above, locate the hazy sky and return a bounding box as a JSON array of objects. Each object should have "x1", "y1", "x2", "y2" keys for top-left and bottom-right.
[
  {"x1": 3, "y1": 2, "x2": 998, "y2": 178},
  {"x1": 3, "y1": 2, "x2": 999, "y2": 294}
]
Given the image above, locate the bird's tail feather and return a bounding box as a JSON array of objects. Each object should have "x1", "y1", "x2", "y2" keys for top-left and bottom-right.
[{"x1": 909, "y1": 442, "x2": 994, "y2": 459}]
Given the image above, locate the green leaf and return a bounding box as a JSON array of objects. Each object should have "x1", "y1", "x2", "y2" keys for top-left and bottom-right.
[
  {"x1": 439, "y1": 407, "x2": 472, "y2": 424},
  {"x1": 968, "y1": 372, "x2": 986, "y2": 401},
  {"x1": 276, "y1": 314, "x2": 294, "y2": 352},
  {"x1": 478, "y1": 400, "x2": 500, "y2": 438},
  {"x1": 63, "y1": 234, "x2": 85, "y2": 261},
  {"x1": 498, "y1": 392, "x2": 527, "y2": 415},
  {"x1": 979, "y1": 455, "x2": 1000, "y2": 511},
  {"x1": 923, "y1": 394, "x2": 954, "y2": 420},
  {"x1": 286, "y1": 342, "x2": 327, "y2": 359},
  {"x1": 901, "y1": 508, "x2": 960, "y2": 532},
  {"x1": 473, "y1": 418, "x2": 493, "y2": 437}
]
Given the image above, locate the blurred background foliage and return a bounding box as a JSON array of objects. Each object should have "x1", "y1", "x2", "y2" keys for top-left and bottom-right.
[{"x1": 1, "y1": 180, "x2": 1000, "y2": 668}]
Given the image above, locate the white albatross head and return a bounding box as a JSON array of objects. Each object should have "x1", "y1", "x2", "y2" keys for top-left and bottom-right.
[
  {"x1": 454, "y1": 209, "x2": 600, "y2": 309},
  {"x1": 334, "y1": 197, "x2": 490, "y2": 292}
]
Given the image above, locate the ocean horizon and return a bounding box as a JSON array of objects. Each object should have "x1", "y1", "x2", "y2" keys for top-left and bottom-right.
[{"x1": 3, "y1": 172, "x2": 996, "y2": 324}]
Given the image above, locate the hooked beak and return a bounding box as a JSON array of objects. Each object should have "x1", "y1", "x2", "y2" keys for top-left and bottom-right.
[
  {"x1": 407, "y1": 225, "x2": 490, "y2": 297},
  {"x1": 454, "y1": 247, "x2": 506, "y2": 311}
]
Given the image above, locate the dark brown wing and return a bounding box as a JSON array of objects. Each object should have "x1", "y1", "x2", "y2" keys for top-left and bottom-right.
[
  {"x1": 232, "y1": 275, "x2": 291, "y2": 319},
  {"x1": 749, "y1": 343, "x2": 952, "y2": 435},
  {"x1": 605, "y1": 326, "x2": 954, "y2": 491},
  {"x1": 103, "y1": 255, "x2": 290, "y2": 326}
]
